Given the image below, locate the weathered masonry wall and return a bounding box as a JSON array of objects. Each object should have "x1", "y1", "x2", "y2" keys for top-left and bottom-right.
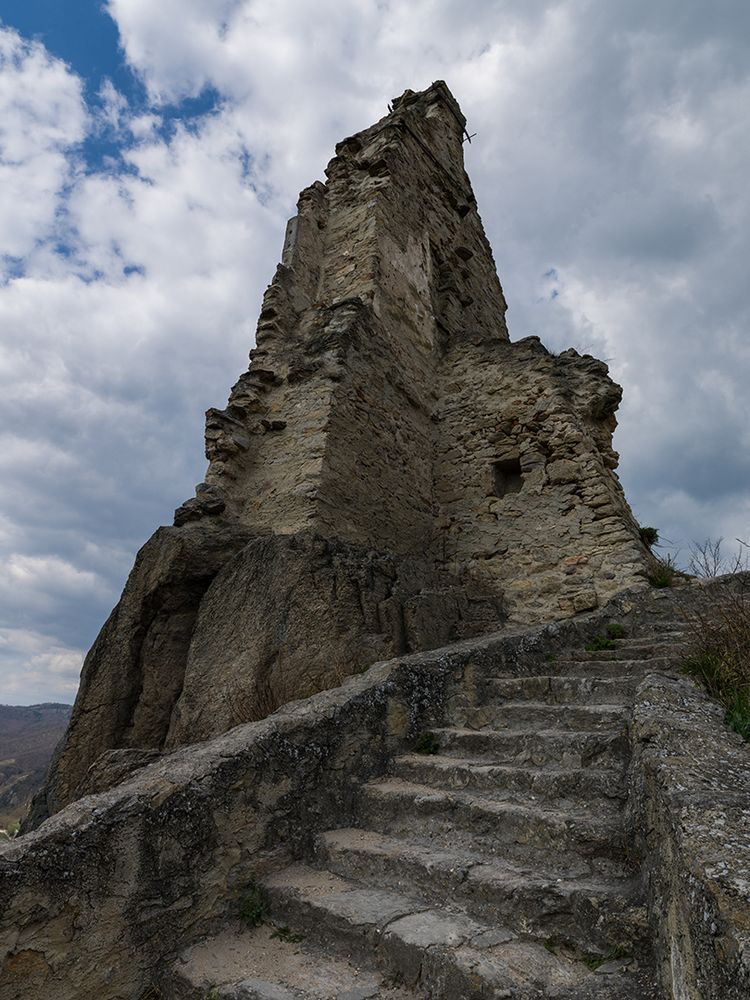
[
  {"x1": 183, "y1": 80, "x2": 648, "y2": 613},
  {"x1": 631, "y1": 673, "x2": 750, "y2": 999},
  {"x1": 433, "y1": 337, "x2": 647, "y2": 622}
]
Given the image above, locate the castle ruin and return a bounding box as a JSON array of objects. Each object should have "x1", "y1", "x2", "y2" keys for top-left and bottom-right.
[
  {"x1": 26, "y1": 81, "x2": 653, "y2": 827},
  {"x1": 3, "y1": 82, "x2": 749, "y2": 1000}
]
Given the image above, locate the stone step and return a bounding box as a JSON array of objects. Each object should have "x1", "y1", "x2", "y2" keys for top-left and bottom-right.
[
  {"x1": 561, "y1": 643, "x2": 683, "y2": 662},
  {"x1": 611, "y1": 638, "x2": 687, "y2": 652},
  {"x1": 167, "y1": 921, "x2": 417, "y2": 1000},
  {"x1": 358, "y1": 779, "x2": 627, "y2": 863},
  {"x1": 429, "y1": 726, "x2": 630, "y2": 769},
  {"x1": 316, "y1": 828, "x2": 644, "y2": 953},
  {"x1": 549, "y1": 656, "x2": 677, "y2": 677},
  {"x1": 629, "y1": 627, "x2": 689, "y2": 640},
  {"x1": 489, "y1": 675, "x2": 637, "y2": 706},
  {"x1": 391, "y1": 753, "x2": 627, "y2": 802},
  {"x1": 624, "y1": 618, "x2": 689, "y2": 632},
  {"x1": 183, "y1": 979, "x2": 311, "y2": 1000},
  {"x1": 261, "y1": 865, "x2": 646, "y2": 999},
  {"x1": 547, "y1": 967, "x2": 663, "y2": 1000},
  {"x1": 465, "y1": 702, "x2": 629, "y2": 733}
]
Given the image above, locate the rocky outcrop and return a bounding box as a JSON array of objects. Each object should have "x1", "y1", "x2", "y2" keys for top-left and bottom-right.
[
  {"x1": 26, "y1": 522, "x2": 501, "y2": 826},
  {"x1": 31, "y1": 81, "x2": 653, "y2": 826},
  {"x1": 166, "y1": 531, "x2": 501, "y2": 747},
  {"x1": 23, "y1": 519, "x2": 254, "y2": 827}
]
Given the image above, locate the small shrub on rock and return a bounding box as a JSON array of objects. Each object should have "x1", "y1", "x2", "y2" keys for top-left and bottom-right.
[
  {"x1": 413, "y1": 731, "x2": 440, "y2": 755},
  {"x1": 639, "y1": 526, "x2": 659, "y2": 549},
  {"x1": 649, "y1": 557, "x2": 677, "y2": 588},
  {"x1": 683, "y1": 584, "x2": 750, "y2": 742},
  {"x1": 586, "y1": 635, "x2": 617, "y2": 652},
  {"x1": 605, "y1": 623, "x2": 625, "y2": 639}
]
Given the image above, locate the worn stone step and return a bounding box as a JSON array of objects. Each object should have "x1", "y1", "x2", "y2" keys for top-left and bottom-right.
[
  {"x1": 489, "y1": 675, "x2": 636, "y2": 706},
  {"x1": 549, "y1": 656, "x2": 676, "y2": 677},
  {"x1": 624, "y1": 618, "x2": 689, "y2": 632},
  {"x1": 316, "y1": 828, "x2": 644, "y2": 953},
  {"x1": 260, "y1": 865, "x2": 642, "y2": 999},
  {"x1": 391, "y1": 753, "x2": 627, "y2": 802},
  {"x1": 465, "y1": 702, "x2": 629, "y2": 733},
  {"x1": 561, "y1": 643, "x2": 683, "y2": 662},
  {"x1": 166, "y1": 921, "x2": 417, "y2": 1000},
  {"x1": 429, "y1": 726, "x2": 630, "y2": 768},
  {"x1": 628, "y1": 628, "x2": 689, "y2": 640},
  {"x1": 187, "y1": 980, "x2": 309, "y2": 1000},
  {"x1": 358, "y1": 779, "x2": 626, "y2": 862},
  {"x1": 612, "y1": 638, "x2": 687, "y2": 651},
  {"x1": 547, "y1": 965, "x2": 663, "y2": 1000}
]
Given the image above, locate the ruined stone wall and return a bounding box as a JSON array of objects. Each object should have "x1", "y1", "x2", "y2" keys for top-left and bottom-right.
[
  {"x1": 433, "y1": 338, "x2": 647, "y2": 622},
  {"x1": 631, "y1": 670, "x2": 750, "y2": 1000},
  {"x1": 180, "y1": 79, "x2": 648, "y2": 611},
  {"x1": 185, "y1": 83, "x2": 513, "y2": 561}
]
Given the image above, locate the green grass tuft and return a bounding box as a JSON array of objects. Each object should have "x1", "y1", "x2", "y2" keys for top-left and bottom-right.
[
  {"x1": 650, "y1": 557, "x2": 677, "y2": 588},
  {"x1": 605, "y1": 623, "x2": 625, "y2": 639},
  {"x1": 682, "y1": 585, "x2": 750, "y2": 743},
  {"x1": 586, "y1": 634, "x2": 617, "y2": 652},
  {"x1": 239, "y1": 883, "x2": 267, "y2": 929},
  {"x1": 685, "y1": 652, "x2": 750, "y2": 743}
]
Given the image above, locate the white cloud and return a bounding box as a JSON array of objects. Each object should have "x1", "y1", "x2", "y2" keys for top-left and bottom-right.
[
  {"x1": 0, "y1": 26, "x2": 86, "y2": 263},
  {"x1": 0, "y1": 628, "x2": 82, "y2": 703},
  {"x1": 97, "y1": 78, "x2": 129, "y2": 135}
]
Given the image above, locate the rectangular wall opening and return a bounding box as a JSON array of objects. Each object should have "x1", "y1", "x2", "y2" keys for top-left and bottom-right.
[{"x1": 492, "y1": 457, "x2": 523, "y2": 498}]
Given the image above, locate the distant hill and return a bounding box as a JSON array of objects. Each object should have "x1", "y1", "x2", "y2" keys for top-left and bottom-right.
[{"x1": 0, "y1": 703, "x2": 72, "y2": 832}]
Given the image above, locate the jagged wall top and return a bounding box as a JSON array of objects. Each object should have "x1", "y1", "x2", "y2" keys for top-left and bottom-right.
[
  {"x1": 179, "y1": 81, "x2": 511, "y2": 551},
  {"x1": 175, "y1": 80, "x2": 650, "y2": 623}
]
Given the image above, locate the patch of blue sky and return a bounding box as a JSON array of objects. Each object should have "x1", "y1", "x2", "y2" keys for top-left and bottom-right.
[
  {"x1": 0, "y1": 1, "x2": 222, "y2": 173},
  {"x1": 0, "y1": 0, "x2": 138, "y2": 104},
  {"x1": 0, "y1": 255, "x2": 25, "y2": 284}
]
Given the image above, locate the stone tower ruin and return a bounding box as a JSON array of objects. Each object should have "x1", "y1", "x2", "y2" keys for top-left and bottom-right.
[{"x1": 28, "y1": 81, "x2": 651, "y2": 826}]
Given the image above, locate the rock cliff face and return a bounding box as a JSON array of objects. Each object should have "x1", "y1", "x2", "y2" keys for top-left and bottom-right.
[{"x1": 28, "y1": 81, "x2": 651, "y2": 827}]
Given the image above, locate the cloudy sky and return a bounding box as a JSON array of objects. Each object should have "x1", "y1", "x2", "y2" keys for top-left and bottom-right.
[{"x1": 1, "y1": 0, "x2": 748, "y2": 704}]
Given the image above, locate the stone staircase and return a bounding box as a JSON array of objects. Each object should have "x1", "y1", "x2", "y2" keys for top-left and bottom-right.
[{"x1": 170, "y1": 618, "x2": 691, "y2": 999}]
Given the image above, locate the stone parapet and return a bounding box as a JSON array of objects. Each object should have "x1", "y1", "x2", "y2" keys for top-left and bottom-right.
[{"x1": 631, "y1": 669, "x2": 750, "y2": 999}]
